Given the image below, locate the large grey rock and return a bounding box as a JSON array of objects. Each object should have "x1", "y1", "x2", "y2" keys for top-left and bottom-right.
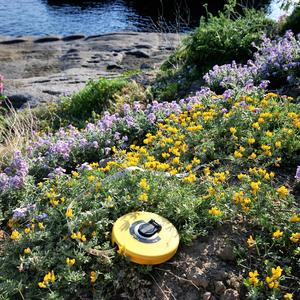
[{"x1": 0, "y1": 32, "x2": 182, "y2": 108}]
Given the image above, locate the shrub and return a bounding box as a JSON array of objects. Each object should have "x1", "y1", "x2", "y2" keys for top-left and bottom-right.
[
  {"x1": 60, "y1": 78, "x2": 127, "y2": 123},
  {"x1": 165, "y1": 9, "x2": 276, "y2": 73},
  {"x1": 281, "y1": 5, "x2": 300, "y2": 34}
]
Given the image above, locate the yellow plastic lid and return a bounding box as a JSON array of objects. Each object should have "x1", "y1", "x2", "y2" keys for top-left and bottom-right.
[{"x1": 111, "y1": 211, "x2": 180, "y2": 265}]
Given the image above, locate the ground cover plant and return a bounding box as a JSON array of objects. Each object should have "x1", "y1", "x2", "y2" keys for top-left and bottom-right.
[{"x1": 0, "y1": 86, "x2": 299, "y2": 299}]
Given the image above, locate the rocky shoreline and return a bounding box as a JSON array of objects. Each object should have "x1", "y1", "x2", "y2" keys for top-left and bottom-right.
[{"x1": 0, "y1": 32, "x2": 181, "y2": 108}]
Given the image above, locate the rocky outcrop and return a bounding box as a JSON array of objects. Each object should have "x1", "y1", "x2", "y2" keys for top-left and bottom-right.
[{"x1": 0, "y1": 32, "x2": 181, "y2": 107}]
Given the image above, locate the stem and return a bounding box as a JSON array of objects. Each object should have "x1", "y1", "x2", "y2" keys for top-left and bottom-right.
[{"x1": 18, "y1": 289, "x2": 25, "y2": 300}]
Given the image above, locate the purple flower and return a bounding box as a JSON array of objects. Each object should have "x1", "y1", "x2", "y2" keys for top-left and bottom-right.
[
  {"x1": 48, "y1": 167, "x2": 66, "y2": 178},
  {"x1": 114, "y1": 132, "x2": 121, "y2": 140},
  {"x1": 147, "y1": 113, "x2": 156, "y2": 123},
  {"x1": 259, "y1": 80, "x2": 270, "y2": 89},
  {"x1": 77, "y1": 162, "x2": 92, "y2": 172},
  {"x1": 239, "y1": 101, "x2": 247, "y2": 108},
  {"x1": 13, "y1": 204, "x2": 36, "y2": 219},
  {"x1": 223, "y1": 89, "x2": 233, "y2": 100},
  {"x1": 35, "y1": 213, "x2": 48, "y2": 221},
  {"x1": 221, "y1": 108, "x2": 228, "y2": 114},
  {"x1": 295, "y1": 166, "x2": 300, "y2": 181}
]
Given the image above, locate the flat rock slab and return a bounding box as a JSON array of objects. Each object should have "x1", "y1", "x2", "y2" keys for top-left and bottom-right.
[{"x1": 0, "y1": 32, "x2": 182, "y2": 107}]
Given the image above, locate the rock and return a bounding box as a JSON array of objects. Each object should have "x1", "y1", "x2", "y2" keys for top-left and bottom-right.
[
  {"x1": 211, "y1": 270, "x2": 228, "y2": 281},
  {"x1": 135, "y1": 44, "x2": 152, "y2": 49},
  {"x1": 107, "y1": 63, "x2": 123, "y2": 70},
  {"x1": 0, "y1": 32, "x2": 181, "y2": 107},
  {"x1": 221, "y1": 289, "x2": 239, "y2": 300},
  {"x1": 214, "y1": 281, "x2": 226, "y2": 295},
  {"x1": 7, "y1": 94, "x2": 32, "y2": 108},
  {"x1": 140, "y1": 63, "x2": 151, "y2": 69},
  {"x1": 227, "y1": 276, "x2": 241, "y2": 291},
  {"x1": 187, "y1": 267, "x2": 209, "y2": 288},
  {"x1": 203, "y1": 292, "x2": 212, "y2": 300},
  {"x1": 126, "y1": 49, "x2": 150, "y2": 58},
  {"x1": 62, "y1": 35, "x2": 85, "y2": 41},
  {"x1": 34, "y1": 36, "x2": 61, "y2": 43},
  {"x1": 217, "y1": 244, "x2": 235, "y2": 261},
  {"x1": 185, "y1": 291, "x2": 199, "y2": 300},
  {"x1": 0, "y1": 38, "x2": 26, "y2": 45}
]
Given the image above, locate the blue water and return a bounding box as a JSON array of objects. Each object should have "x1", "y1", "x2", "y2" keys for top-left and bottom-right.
[{"x1": 0, "y1": 0, "x2": 294, "y2": 36}]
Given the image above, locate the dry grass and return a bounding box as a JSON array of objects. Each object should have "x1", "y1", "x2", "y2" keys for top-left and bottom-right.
[{"x1": 0, "y1": 101, "x2": 37, "y2": 163}]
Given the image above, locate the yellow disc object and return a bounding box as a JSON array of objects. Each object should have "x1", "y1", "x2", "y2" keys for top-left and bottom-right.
[{"x1": 111, "y1": 211, "x2": 180, "y2": 265}]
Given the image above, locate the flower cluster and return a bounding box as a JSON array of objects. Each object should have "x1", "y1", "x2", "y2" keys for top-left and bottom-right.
[
  {"x1": 0, "y1": 151, "x2": 29, "y2": 192},
  {"x1": 204, "y1": 31, "x2": 300, "y2": 91}
]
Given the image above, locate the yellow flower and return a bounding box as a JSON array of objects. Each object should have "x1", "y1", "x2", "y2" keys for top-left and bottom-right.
[
  {"x1": 271, "y1": 266, "x2": 283, "y2": 280},
  {"x1": 289, "y1": 214, "x2": 300, "y2": 222},
  {"x1": 234, "y1": 151, "x2": 243, "y2": 158},
  {"x1": 43, "y1": 271, "x2": 56, "y2": 283},
  {"x1": 272, "y1": 229, "x2": 283, "y2": 239},
  {"x1": 172, "y1": 157, "x2": 180, "y2": 165},
  {"x1": 250, "y1": 181, "x2": 261, "y2": 195},
  {"x1": 230, "y1": 127, "x2": 237, "y2": 134},
  {"x1": 208, "y1": 206, "x2": 222, "y2": 216},
  {"x1": 138, "y1": 193, "x2": 148, "y2": 202},
  {"x1": 204, "y1": 167, "x2": 211, "y2": 176},
  {"x1": 290, "y1": 232, "x2": 300, "y2": 243},
  {"x1": 88, "y1": 175, "x2": 95, "y2": 182},
  {"x1": 275, "y1": 141, "x2": 282, "y2": 148},
  {"x1": 248, "y1": 138, "x2": 255, "y2": 145},
  {"x1": 261, "y1": 144, "x2": 271, "y2": 152},
  {"x1": 95, "y1": 182, "x2": 101, "y2": 192},
  {"x1": 162, "y1": 152, "x2": 170, "y2": 159},
  {"x1": 65, "y1": 208, "x2": 73, "y2": 218},
  {"x1": 139, "y1": 178, "x2": 150, "y2": 191},
  {"x1": 284, "y1": 293, "x2": 293, "y2": 300},
  {"x1": 207, "y1": 187, "x2": 216, "y2": 196},
  {"x1": 24, "y1": 247, "x2": 31, "y2": 254},
  {"x1": 248, "y1": 270, "x2": 260, "y2": 286},
  {"x1": 247, "y1": 235, "x2": 256, "y2": 248},
  {"x1": 90, "y1": 271, "x2": 97, "y2": 284},
  {"x1": 11, "y1": 230, "x2": 21, "y2": 240},
  {"x1": 183, "y1": 173, "x2": 197, "y2": 183},
  {"x1": 38, "y1": 282, "x2": 46, "y2": 288},
  {"x1": 51, "y1": 271, "x2": 56, "y2": 282},
  {"x1": 277, "y1": 186, "x2": 289, "y2": 197},
  {"x1": 213, "y1": 172, "x2": 226, "y2": 184},
  {"x1": 66, "y1": 257, "x2": 76, "y2": 266},
  {"x1": 237, "y1": 173, "x2": 246, "y2": 180},
  {"x1": 72, "y1": 171, "x2": 79, "y2": 177},
  {"x1": 37, "y1": 182, "x2": 43, "y2": 188},
  {"x1": 38, "y1": 222, "x2": 44, "y2": 229},
  {"x1": 246, "y1": 150, "x2": 255, "y2": 158},
  {"x1": 24, "y1": 227, "x2": 31, "y2": 234},
  {"x1": 265, "y1": 131, "x2": 273, "y2": 137},
  {"x1": 252, "y1": 122, "x2": 260, "y2": 130},
  {"x1": 81, "y1": 235, "x2": 86, "y2": 242}
]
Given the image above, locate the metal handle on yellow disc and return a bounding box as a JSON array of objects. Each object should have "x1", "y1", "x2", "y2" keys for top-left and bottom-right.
[
  {"x1": 112, "y1": 211, "x2": 180, "y2": 265},
  {"x1": 138, "y1": 219, "x2": 162, "y2": 237}
]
